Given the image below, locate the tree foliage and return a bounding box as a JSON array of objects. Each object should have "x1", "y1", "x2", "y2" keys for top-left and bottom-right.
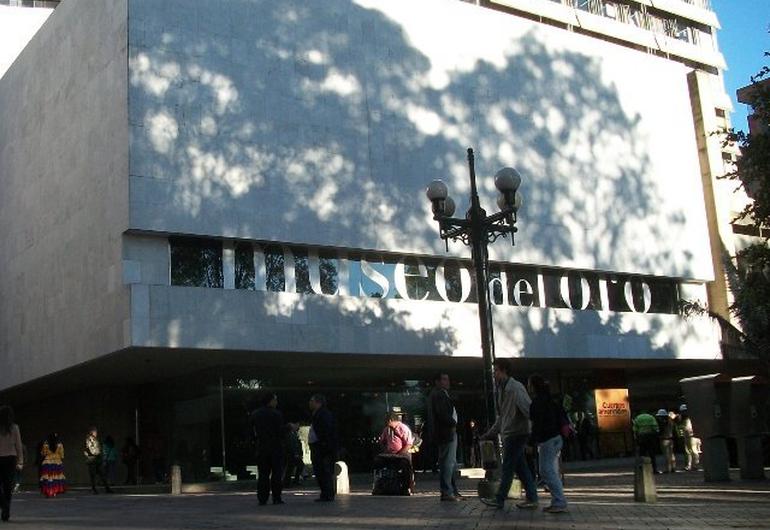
[
  {"x1": 721, "y1": 48, "x2": 770, "y2": 360},
  {"x1": 723, "y1": 54, "x2": 770, "y2": 228}
]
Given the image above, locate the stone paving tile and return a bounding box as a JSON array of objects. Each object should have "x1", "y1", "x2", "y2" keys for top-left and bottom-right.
[{"x1": 5, "y1": 468, "x2": 770, "y2": 529}]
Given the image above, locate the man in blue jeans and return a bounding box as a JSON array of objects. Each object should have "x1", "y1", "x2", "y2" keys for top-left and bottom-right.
[
  {"x1": 480, "y1": 359, "x2": 538, "y2": 509},
  {"x1": 427, "y1": 373, "x2": 464, "y2": 502}
]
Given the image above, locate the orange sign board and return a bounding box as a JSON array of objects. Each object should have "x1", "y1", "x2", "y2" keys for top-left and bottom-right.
[
  {"x1": 595, "y1": 388, "x2": 632, "y2": 457},
  {"x1": 595, "y1": 388, "x2": 631, "y2": 432}
]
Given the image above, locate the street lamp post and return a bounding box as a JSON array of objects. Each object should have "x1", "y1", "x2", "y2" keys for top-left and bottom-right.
[{"x1": 426, "y1": 148, "x2": 523, "y2": 429}]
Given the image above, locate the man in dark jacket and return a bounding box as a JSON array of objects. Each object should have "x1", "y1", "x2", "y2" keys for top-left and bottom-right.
[
  {"x1": 427, "y1": 373, "x2": 462, "y2": 501},
  {"x1": 251, "y1": 392, "x2": 286, "y2": 505},
  {"x1": 308, "y1": 394, "x2": 338, "y2": 502}
]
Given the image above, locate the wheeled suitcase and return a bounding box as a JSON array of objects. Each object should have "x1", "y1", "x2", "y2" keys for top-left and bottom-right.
[{"x1": 372, "y1": 453, "x2": 413, "y2": 495}]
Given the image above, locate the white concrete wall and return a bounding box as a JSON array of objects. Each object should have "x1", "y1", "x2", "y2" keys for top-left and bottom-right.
[
  {"x1": 127, "y1": 0, "x2": 713, "y2": 282},
  {"x1": 0, "y1": 0, "x2": 130, "y2": 391},
  {"x1": 0, "y1": 6, "x2": 53, "y2": 81}
]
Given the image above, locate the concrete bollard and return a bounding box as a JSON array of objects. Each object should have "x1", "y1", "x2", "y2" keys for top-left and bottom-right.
[
  {"x1": 737, "y1": 436, "x2": 765, "y2": 480},
  {"x1": 171, "y1": 465, "x2": 182, "y2": 495},
  {"x1": 634, "y1": 457, "x2": 657, "y2": 503},
  {"x1": 335, "y1": 461, "x2": 350, "y2": 495},
  {"x1": 703, "y1": 436, "x2": 730, "y2": 482}
]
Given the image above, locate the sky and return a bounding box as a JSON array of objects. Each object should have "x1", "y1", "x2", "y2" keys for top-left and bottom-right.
[{"x1": 712, "y1": 0, "x2": 769, "y2": 132}]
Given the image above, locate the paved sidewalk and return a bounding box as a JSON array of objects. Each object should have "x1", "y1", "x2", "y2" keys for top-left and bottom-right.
[{"x1": 6, "y1": 467, "x2": 770, "y2": 529}]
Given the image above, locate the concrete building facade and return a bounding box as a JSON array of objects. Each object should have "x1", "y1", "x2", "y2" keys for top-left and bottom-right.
[{"x1": 0, "y1": 0, "x2": 757, "y2": 481}]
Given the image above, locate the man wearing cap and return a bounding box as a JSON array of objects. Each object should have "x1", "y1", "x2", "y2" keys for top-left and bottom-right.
[
  {"x1": 656, "y1": 409, "x2": 676, "y2": 473},
  {"x1": 677, "y1": 405, "x2": 699, "y2": 471},
  {"x1": 632, "y1": 410, "x2": 660, "y2": 474}
]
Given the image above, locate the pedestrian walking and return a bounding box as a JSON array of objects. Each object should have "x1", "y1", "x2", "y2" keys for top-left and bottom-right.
[
  {"x1": 0, "y1": 405, "x2": 24, "y2": 522},
  {"x1": 656, "y1": 409, "x2": 677, "y2": 473},
  {"x1": 677, "y1": 405, "x2": 700, "y2": 471},
  {"x1": 121, "y1": 437, "x2": 140, "y2": 485},
  {"x1": 308, "y1": 394, "x2": 338, "y2": 502},
  {"x1": 480, "y1": 359, "x2": 538, "y2": 510},
  {"x1": 84, "y1": 427, "x2": 112, "y2": 494},
  {"x1": 633, "y1": 411, "x2": 660, "y2": 474},
  {"x1": 427, "y1": 373, "x2": 463, "y2": 502},
  {"x1": 102, "y1": 436, "x2": 118, "y2": 486},
  {"x1": 528, "y1": 375, "x2": 568, "y2": 513},
  {"x1": 250, "y1": 392, "x2": 286, "y2": 505},
  {"x1": 39, "y1": 433, "x2": 66, "y2": 497}
]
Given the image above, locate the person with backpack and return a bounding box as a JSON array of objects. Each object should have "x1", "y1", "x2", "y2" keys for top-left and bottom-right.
[
  {"x1": 480, "y1": 359, "x2": 538, "y2": 510},
  {"x1": 528, "y1": 375, "x2": 568, "y2": 513},
  {"x1": 633, "y1": 411, "x2": 660, "y2": 474},
  {"x1": 677, "y1": 405, "x2": 700, "y2": 471}
]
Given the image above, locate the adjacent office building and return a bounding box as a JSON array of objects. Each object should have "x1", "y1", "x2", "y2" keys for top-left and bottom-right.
[{"x1": 0, "y1": 0, "x2": 759, "y2": 479}]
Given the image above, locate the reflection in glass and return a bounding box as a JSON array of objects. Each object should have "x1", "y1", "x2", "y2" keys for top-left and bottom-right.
[
  {"x1": 442, "y1": 262, "x2": 472, "y2": 303},
  {"x1": 292, "y1": 248, "x2": 313, "y2": 295},
  {"x1": 319, "y1": 257, "x2": 339, "y2": 295},
  {"x1": 170, "y1": 237, "x2": 224, "y2": 288},
  {"x1": 489, "y1": 268, "x2": 504, "y2": 305},
  {"x1": 264, "y1": 246, "x2": 285, "y2": 292},
  {"x1": 235, "y1": 243, "x2": 255, "y2": 290},
  {"x1": 358, "y1": 258, "x2": 391, "y2": 298},
  {"x1": 403, "y1": 259, "x2": 431, "y2": 300},
  {"x1": 649, "y1": 280, "x2": 678, "y2": 314},
  {"x1": 168, "y1": 238, "x2": 680, "y2": 315}
]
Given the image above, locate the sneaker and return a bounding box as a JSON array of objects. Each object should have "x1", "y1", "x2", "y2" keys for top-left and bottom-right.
[
  {"x1": 543, "y1": 505, "x2": 568, "y2": 513},
  {"x1": 515, "y1": 500, "x2": 538, "y2": 510},
  {"x1": 453, "y1": 493, "x2": 467, "y2": 501},
  {"x1": 480, "y1": 497, "x2": 503, "y2": 508},
  {"x1": 441, "y1": 495, "x2": 461, "y2": 502}
]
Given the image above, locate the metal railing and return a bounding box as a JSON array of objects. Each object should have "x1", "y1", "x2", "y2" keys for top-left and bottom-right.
[
  {"x1": 544, "y1": 0, "x2": 713, "y2": 48},
  {"x1": 680, "y1": 0, "x2": 711, "y2": 11}
]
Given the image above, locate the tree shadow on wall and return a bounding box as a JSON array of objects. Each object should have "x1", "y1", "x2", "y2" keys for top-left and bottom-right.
[{"x1": 128, "y1": 0, "x2": 697, "y2": 356}]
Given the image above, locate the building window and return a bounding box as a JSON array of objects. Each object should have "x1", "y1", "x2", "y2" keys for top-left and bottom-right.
[
  {"x1": 170, "y1": 237, "x2": 224, "y2": 288},
  {"x1": 319, "y1": 255, "x2": 339, "y2": 295},
  {"x1": 721, "y1": 152, "x2": 736, "y2": 175},
  {"x1": 0, "y1": 0, "x2": 61, "y2": 7},
  {"x1": 263, "y1": 245, "x2": 285, "y2": 292},
  {"x1": 292, "y1": 248, "x2": 314, "y2": 295},
  {"x1": 234, "y1": 242, "x2": 255, "y2": 290}
]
